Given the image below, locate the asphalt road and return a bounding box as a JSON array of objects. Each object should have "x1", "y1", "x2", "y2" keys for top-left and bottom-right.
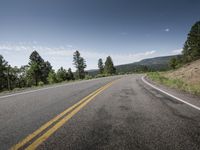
[{"x1": 0, "y1": 75, "x2": 200, "y2": 150}]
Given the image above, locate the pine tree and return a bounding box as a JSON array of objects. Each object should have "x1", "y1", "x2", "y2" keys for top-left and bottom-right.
[
  {"x1": 98, "y1": 58, "x2": 104, "y2": 74},
  {"x1": 104, "y1": 56, "x2": 116, "y2": 75},
  {"x1": 28, "y1": 51, "x2": 44, "y2": 85},
  {"x1": 0, "y1": 55, "x2": 8, "y2": 91},
  {"x1": 169, "y1": 58, "x2": 178, "y2": 69},
  {"x1": 56, "y1": 67, "x2": 68, "y2": 82},
  {"x1": 47, "y1": 70, "x2": 58, "y2": 84},
  {"x1": 28, "y1": 50, "x2": 52, "y2": 86},
  {"x1": 41, "y1": 61, "x2": 52, "y2": 84},
  {"x1": 68, "y1": 68, "x2": 74, "y2": 80},
  {"x1": 182, "y1": 21, "x2": 200, "y2": 63},
  {"x1": 73, "y1": 51, "x2": 87, "y2": 79}
]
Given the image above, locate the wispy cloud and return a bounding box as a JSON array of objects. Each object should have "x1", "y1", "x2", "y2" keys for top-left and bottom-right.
[
  {"x1": 0, "y1": 42, "x2": 157, "y2": 70},
  {"x1": 164, "y1": 28, "x2": 170, "y2": 32},
  {"x1": 172, "y1": 49, "x2": 182, "y2": 54}
]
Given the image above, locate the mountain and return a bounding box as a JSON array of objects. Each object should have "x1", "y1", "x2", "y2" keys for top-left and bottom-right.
[{"x1": 88, "y1": 55, "x2": 178, "y2": 76}]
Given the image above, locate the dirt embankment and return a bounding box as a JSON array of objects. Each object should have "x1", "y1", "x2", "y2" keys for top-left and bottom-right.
[{"x1": 165, "y1": 59, "x2": 200, "y2": 86}]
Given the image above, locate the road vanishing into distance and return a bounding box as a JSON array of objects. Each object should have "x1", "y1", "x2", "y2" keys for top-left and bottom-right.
[{"x1": 0, "y1": 74, "x2": 200, "y2": 150}]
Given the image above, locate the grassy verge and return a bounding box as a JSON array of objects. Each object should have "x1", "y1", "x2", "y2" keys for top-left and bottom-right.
[
  {"x1": 147, "y1": 72, "x2": 200, "y2": 95},
  {"x1": 0, "y1": 74, "x2": 119, "y2": 95}
]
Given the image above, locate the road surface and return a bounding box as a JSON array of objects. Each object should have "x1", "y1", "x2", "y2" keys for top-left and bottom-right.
[{"x1": 0, "y1": 75, "x2": 200, "y2": 150}]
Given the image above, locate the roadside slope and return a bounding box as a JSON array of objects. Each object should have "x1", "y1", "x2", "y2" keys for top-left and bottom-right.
[
  {"x1": 147, "y1": 59, "x2": 200, "y2": 95},
  {"x1": 165, "y1": 59, "x2": 200, "y2": 85}
]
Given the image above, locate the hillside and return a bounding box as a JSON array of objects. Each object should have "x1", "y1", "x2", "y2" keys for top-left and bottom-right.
[
  {"x1": 116, "y1": 55, "x2": 178, "y2": 73},
  {"x1": 165, "y1": 59, "x2": 200, "y2": 85},
  {"x1": 88, "y1": 55, "x2": 178, "y2": 75},
  {"x1": 148, "y1": 59, "x2": 200, "y2": 95}
]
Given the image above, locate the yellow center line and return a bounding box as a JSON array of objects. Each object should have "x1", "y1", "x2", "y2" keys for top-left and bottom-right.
[
  {"x1": 25, "y1": 81, "x2": 115, "y2": 150},
  {"x1": 10, "y1": 79, "x2": 117, "y2": 150}
]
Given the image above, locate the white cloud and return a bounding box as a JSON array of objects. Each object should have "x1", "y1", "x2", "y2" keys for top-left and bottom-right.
[
  {"x1": 172, "y1": 49, "x2": 182, "y2": 54},
  {"x1": 0, "y1": 42, "x2": 157, "y2": 70},
  {"x1": 67, "y1": 45, "x2": 73, "y2": 48},
  {"x1": 164, "y1": 28, "x2": 170, "y2": 32}
]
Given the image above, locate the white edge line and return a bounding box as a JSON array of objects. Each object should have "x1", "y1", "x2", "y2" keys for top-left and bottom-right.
[
  {"x1": 142, "y1": 76, "x2": 200, "y2": 111},
  {"x1": 0, "y1": 83, "x2": 72, "y2": 99},
  {"x1": 0, "y1": 76, "x2": 116, "y2": 99}
]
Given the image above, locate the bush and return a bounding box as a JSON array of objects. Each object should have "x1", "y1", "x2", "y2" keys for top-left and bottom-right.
[
  {"x1": 38, "y1": 81, "x2": 44, "y2": 86},
  {"x1": 85, "y1": 75, "x2": 93, "y2": 80}
]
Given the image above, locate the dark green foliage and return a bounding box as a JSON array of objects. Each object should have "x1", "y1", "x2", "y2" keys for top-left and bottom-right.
[
  {"x1": 56, "y1": 67, "x2": 68, "y2": 82},
  {"x1": 68, "y1": 68, "x2": 74, "y2": 80},
  {"x1": 169, "y1": 21, "x2": 200, "y2": 69},
  {"x1": 104, "y1": 56, "x2": 116, "y2": 75},
  {"x1": 169, "y1": 58, "x2": 178, "y2": 69},
  {"x1": 18, "y1": 65, "x2": 29, "y2": 87},
  {"x1": 28, "y1": 51, "x2": 52, "y2": 85},
  {"x1": 47, "y1": 70, "x2": 58, "y2": 84},
  {"x1": 0, "y1": 55, "x2": 8, "y2": 91},
  {"x1": 41, "y1": 61, "x2": 52, "y2": 84},
  {"x1": 28, "y1": 51, "x2": 44, "y2": 86},
  {"x1": 88, "y1": 55, "x2": 176, "y2": 76},
  {"x1": 73, "y1": 51, "x2": 87, "y2": 79},
  {"x1": 98, "y1": 58, "x2": 104, "y2": 74},
  {"x1": 0, "y1": 50, "x2": 81, "y2": 92},
  {"x1": 182, "y1": 21, "x2": 200, "y2": 63}
]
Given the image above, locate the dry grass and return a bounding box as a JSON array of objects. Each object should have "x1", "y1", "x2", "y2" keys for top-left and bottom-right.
[
  {"x1": 147, "y1": 59, "x2": 200, "y2": 96},
  {"x1": 165, "y1": 59, "x2": 200, "y2": 85}
]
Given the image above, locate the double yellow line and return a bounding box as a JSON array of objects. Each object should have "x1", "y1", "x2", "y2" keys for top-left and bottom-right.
[{"x1": 11, "y1": 79, "x2": 117, "y2": 150}]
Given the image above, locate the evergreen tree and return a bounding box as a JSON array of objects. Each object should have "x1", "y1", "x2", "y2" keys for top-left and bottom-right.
[
  {"x1": 98, "y1": 58, "x2": 104, "y2": 74},
  {"x1": 182, "y1": 21, "x2": 200, "y2": 63},
  {"x1": 41, "y1": 61, "x2": 52, "y2": 84},
  {"x1": 28, "y1": 50, "x2": 52, "y2": 86},
  {"x1": 28, "y1": 51, "x2": 44, "y2": 86},
  {"x1": 0, "y1": 55, "x2": 8, "y2": 91},
  {"x1": 56, "y1": 67, "x2": 68, "y2": 82},
  {"x1": 104, "y1": 56, "x2": 116, "y2": 75},
  {"x1": 73, "y1": 51, "x2": 87, "y2": 79},
  {"x1": 68, "y1": 68, "x2": 74, "y2": 80},
  {"x1": 169, "y1": 58, "x2": 178, "y2": 69},
  {"x1": 18, "y1": 65, "x2": 29, "y2": 88},
  {"x1": 47, "y1": 70, "x2": 58, "y2": 84}
]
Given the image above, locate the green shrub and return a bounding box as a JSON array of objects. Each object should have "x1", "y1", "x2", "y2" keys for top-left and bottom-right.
[
  {"x1": 95, "y1": 74, "x2": 108, "y2": 78},
  {"x1": 38, "y1": 81, "x2": 44, "y2": 86},
  {"x1": 85, "y1": 75, "x2": 93, "y2": 80}
]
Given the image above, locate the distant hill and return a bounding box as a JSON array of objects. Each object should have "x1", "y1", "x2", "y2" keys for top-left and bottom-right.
[
  {"x1": 116, "y1": 55, "x2": 179, "y2": 73},
  {"x1": 88, "y1": 55, "x2": 178, "y2": 76}
]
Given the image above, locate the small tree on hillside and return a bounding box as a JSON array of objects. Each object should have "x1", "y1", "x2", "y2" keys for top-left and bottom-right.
[
  {"x1": 68, "y1": 68, "x2": 74, "y2": 80},
  {"x1": 27, "y1": 50, "x2": 53, "y2": 86},
  {"x1": 98, "y1": 58, "x2": 104, "y2": 74},
  {"x1": 47, "y1": 70, "x2": 58, "y2": 84},
  {"x1": 169, "y1": 58, "x2": 178, "y2": 69},
  {"x1": 0, "y1": 55, "x2": 8, "y2": 90},
  {"x1": 104, "y1": 56, "x2": 116, "y2": 75},
  {"x1": 28, "y1": 51, "x2": 43, "y2": 86},
  {"x1": 56, "y1": 67, "x2": 68, "y2": 82},
  {"x1": 73, "y1": 51, "x2": 87, "y2": 79}
]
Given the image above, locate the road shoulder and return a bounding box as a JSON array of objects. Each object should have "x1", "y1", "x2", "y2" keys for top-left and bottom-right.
[{"x1": 143, "y1": 76, "x2": 200, "y2": 110}]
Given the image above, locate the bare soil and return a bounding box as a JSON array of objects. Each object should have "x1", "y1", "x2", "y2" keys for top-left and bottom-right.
[{"x1": 165, "y1": 59, "x2": 200, "y2": 85}]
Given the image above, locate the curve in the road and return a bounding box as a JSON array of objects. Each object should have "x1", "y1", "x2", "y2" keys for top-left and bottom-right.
[{"x1": 142, "y1": 76, "x2": 200, "y2": 111}]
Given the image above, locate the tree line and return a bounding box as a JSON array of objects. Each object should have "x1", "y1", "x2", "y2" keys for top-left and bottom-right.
[
  {"x1": 0, "y1": 50, "x2": 116, "y2": 92},
  {"x1": 169, "y1": 21, "x2": 200, "y2": 69}
]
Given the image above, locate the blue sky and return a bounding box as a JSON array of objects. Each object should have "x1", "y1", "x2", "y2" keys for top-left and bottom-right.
[{"x1": 0, "y1": 0, "x2": 200, "y2": 70}]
